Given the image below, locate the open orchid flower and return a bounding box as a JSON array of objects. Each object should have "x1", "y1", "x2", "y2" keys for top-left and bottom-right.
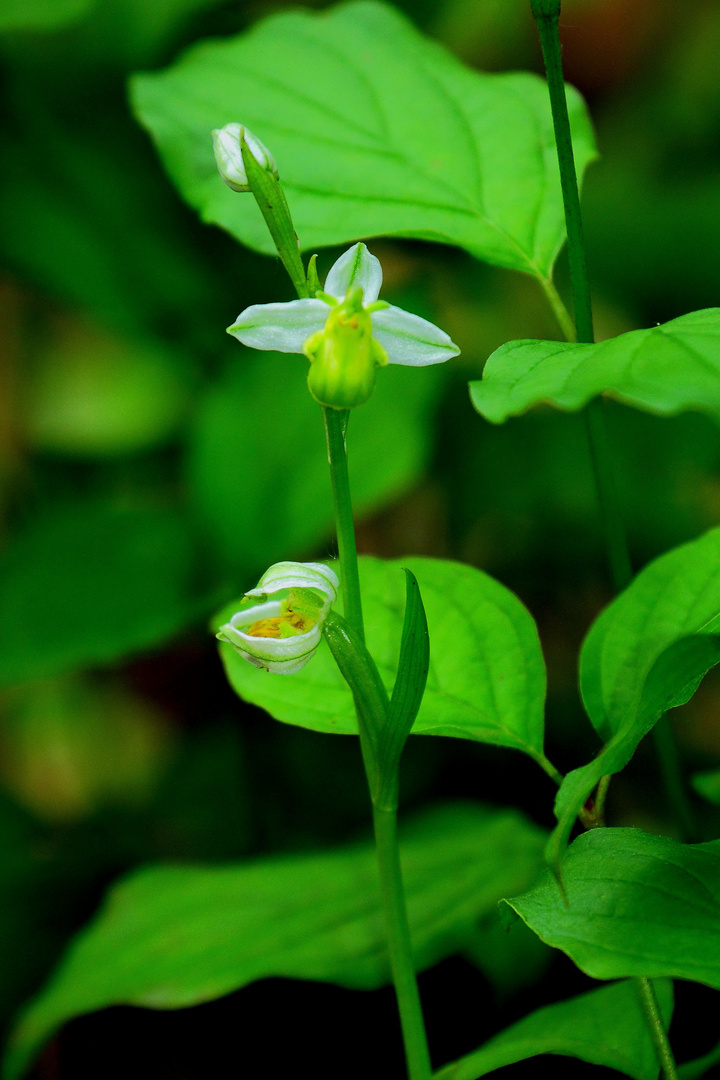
[
  {"x1": 227, "y1": 243, "x2": 460, "y2": 408},
  {"x1": 216, "y1": 561, "x2": 339, "y2": 674}
]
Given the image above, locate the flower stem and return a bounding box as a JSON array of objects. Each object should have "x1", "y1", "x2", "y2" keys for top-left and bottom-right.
[
  {"x1": 637, "y1": 976, "x2": 679, "y2": 1080},
  {"x1": 322, "y1": 406, "x2": 365, "y2": 642},
  {"x1": 373, "y1": 803, "x2": 433, "y2": 1080},
  {"x1": 532, "y1": 3, "x2": 633, "y2": 591}
]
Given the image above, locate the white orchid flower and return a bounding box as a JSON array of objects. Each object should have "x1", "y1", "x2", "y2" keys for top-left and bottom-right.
[
  {"x1": 227, "y1": 243, "x2": 460, "y2": 408},
  {"x1": 216, "y1": 561, "x2": 339, "y2": 674}
]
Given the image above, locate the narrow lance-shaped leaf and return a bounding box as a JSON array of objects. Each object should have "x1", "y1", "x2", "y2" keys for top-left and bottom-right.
[
  {"x1": 470, "y1": 308, "x2": 720, "y2": 425},
  {"x1": 376, "y1": 568, "x2": 430, "y2": 808},
  {"x1": 435, "y1": 978, "x2": 674, "y2": 1080},
  {"x1": 4, "y1": 802, "x2": 547, "y2": 1080},
  {"x1": 503, "y1": 827, "x2": 720, "y2": 989},
  {"x1": 548, "y1": 526, "x2": 720, "y2": 867},
  {"x1": 130, "y1": 0, "x2": 596, "y2": 281}
]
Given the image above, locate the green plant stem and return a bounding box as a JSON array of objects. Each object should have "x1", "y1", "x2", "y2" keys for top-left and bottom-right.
[
  {"x1": 533, "y1": 5, "x2": 694, "y2": 836},
  {"x1": 538, "y1": 275, "x2": 577, "y2": 342},
  {"x1": 533, "y1": 11, "x2": 682, "y2": 1068},
  {"x1": 374, "y1": 803, "x2": 433, "y2": 1080},
  {"x1": 637, "y1": 977, "x2": 679, "y2": 1080},
  {"x1": 322, "y1": 406, "x2": 364, "y2": 641},
  {"x1": 532, "y1": 6, "x2": 633, "y2": 594}
]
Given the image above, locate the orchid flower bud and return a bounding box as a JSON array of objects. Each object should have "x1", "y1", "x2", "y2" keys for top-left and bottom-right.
[
  {"x1": 216, "y1": 561, "x2": 338, "y2": 674},
  {"x1": 211, "y1": 123, "x2": 278, "y2": 193}
]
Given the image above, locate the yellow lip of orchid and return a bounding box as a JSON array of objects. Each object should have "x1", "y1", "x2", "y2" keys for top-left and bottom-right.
[{"x1": 216, "y1": 561, "x2": 339, "y2": 674}]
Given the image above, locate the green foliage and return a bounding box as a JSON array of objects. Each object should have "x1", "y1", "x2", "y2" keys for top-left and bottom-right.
[
  {"x1": 470, "y1": 308, "x2": 720, "y2": 424},
  {"x1": 4, "y1": 802, "x2": 546, "y2": 1080},
  {"x1": 503, "y1": 827, "x2": 720, "y2": 987},
  {"x1": 216, "y1": 555, "x2": 550, "y2": 768},
  {"x1": 0, "y1": 0, "x2": 91, "y2": 32},
  {"x1": 188, "y1": 353, "x2": 444, "y2": 570},
  {"x1": 0, "y1": 501, "x2": 207, "y2": 688},
  {"x1": 435, "y1": 978, "x2": 674, "y2": 1080},
  {"x1": 130, "y1": 0, "x2": 596, "y2": 281},
  {"x1": 549, "y1": 526, "x2": 720, "y2": 864}
]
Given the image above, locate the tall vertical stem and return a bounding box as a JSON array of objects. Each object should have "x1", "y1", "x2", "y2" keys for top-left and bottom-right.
[
  {"x1": 637, "y1": 977, "x2": 679, "y2": 1080},
  {"x1": 532, "y1": 11, "x2": 681, "y2": 1077},
  {"x1": 373, "y1": 804, "x2": 433, "y2": 1080},
  {"x1": 322, "y1": 406, "x2": 365, "y2": 641},
  {"x1": 532, "y1": 4, "x2": 632, "y2": 592}
]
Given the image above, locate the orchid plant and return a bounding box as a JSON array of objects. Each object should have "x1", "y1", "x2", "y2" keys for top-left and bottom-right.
[{"x1": 7, "y1": 4, "x2": 720, "y2": 1080}]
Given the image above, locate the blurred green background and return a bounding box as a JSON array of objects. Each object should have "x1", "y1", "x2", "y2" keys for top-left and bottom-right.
[{"x1": 2, "y1": 0, "x2": 720, "y2": 1076}]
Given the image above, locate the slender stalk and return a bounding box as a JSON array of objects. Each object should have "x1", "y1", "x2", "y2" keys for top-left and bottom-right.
[
  {"x1": 373, "y1": 803, "x2": 433, "y2": 1080},
  {"x1": 637, "y1": 977, "x2": 679, "y2": 1080},
  {"x1": 538, "y1": 275, "x2": 576, "y2": 342},
  {"x1": 242, "y1": 136, "x2": 431, "y2": 1080},
  {"x1": 532, "y1": 10, "x2": 683, "y2": 1069},
  {"x1": 322, "y1": 406, "x2": 365, "y2": 641}
]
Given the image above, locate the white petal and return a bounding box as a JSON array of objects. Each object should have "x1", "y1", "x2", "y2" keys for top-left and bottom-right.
[
  {"x1": 324, "y1": 243, "x2": 383, "y2": 304},
  {"x1": 227, "y1": 298, "x2": 329, "y2": 353},
  {"x1": 248, "y1": 561, "x2": 339, "y2": 606},
  {"x1": 371, "y1": 305, "x2": 460, "y2": 366}
]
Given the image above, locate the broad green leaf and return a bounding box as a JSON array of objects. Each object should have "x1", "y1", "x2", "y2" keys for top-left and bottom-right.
[
  {"x1": 503, "y1": 827, "x2": 720, "y2": 988},
  {"x1": 435, "y1": 978, "x2": 673, "y2": 1080},
  {"x1": 470, "y1": 308, "x2": 720, "y2": 424},
  {"x1": 4, "y1": 802, "x2": 546, "y2": 1080},
  {"x1": 188, "y1": 352, "x2": 444, "y2": 570},
  {"x1": 217, "y1": 556, "x2": 552, "y2": 772},
  {"x1": 0, "y1": 0, "x2": 91, "y2": 32},
  {"x1": 130, "y1": 0, "x2": 596, "y2": 280},
  {"x1": 549, "y1": 526, "x2": 720, "y2": 864},
  {"x1": 0, "y1": 500, "x2": 206, "y2": 688}
]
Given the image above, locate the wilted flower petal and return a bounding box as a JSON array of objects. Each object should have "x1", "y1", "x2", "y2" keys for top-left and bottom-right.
[{"x1": 216, "y1": 561, "x2": 338, "y2": 674}]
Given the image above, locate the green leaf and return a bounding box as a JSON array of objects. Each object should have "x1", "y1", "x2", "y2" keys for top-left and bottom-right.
[
  {"x1": 435, "y1": 978, "x2": 674, "y2": 1080},
  {"x1": 470, "y1": 308, "x2": 720, "y2": 424},
  {"x1": 0, "y1": 500, "x2": 206, "y2": 688},
  {"x1": 548, "y1": 526, "x2": 720, "y2": 864},
  {"x1": 382, "y1": 568, "x2": 430, "y2": 768},
  {"x1": 130, "y1": 0, "x2": 596, "y2": 280},
  {"x1": 0, "y1": 0, "x2": 91, "y2": 32},
  {"x1": 188, "y1": 353, "x2": 444, "y2": 570},
  {"x1": 4, "y1": 802, "x2": 546, "y2": 1080},
  {"x1": 503, "y1": 827, "x2": 720, "y2": 987},
  {"x1": 217, "y1": 555, "x2": 551, "y2": 771}
]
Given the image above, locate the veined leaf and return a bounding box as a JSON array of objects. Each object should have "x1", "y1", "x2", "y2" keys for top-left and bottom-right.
[
  {"x1": 549, "y1": 526, "x2": 720, "y2": 865},
  {"x1": 216, "y1": 556, "x2": 551, "y2": 772},
  {"x1": 4, "y1": 802, "x2": 545, "y2": 1080},
  {"x1": 130, "y1": 0, "x2": 596, "y2": 280},
  {"x1": 503, "y1": 827, "x2": 720, "y2": 988},
  {"x1": 470, "y1": 308, "x2": 720, "y2": 424},
  {"x1": 435, "y1": 978, "x2": 673, "y2": 1080}
]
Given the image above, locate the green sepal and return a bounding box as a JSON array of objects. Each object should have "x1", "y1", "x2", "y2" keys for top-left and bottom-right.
[
  {"x1": 306, "y1": 253, "x2": 320, "y2": 296},
  {"x1": 239, "y1": 131, "x2": 308, "y2": 299},
  {"x1": 376, "y1": 569, "x2": 429, "y2": 809}
]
